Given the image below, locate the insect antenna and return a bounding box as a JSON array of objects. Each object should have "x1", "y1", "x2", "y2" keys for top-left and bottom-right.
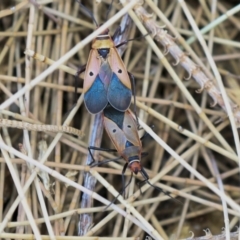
[
  {"x1": 139, "y1": 168, "x2": 183, "y2": 205},
  {"x1": 105, "y1": 0, "x2": 114, "y2": 21},
  {"x1": 115, "y1": 33, "x2": 150, "y2": 49},
  {"x1": 76, "y1": 0, "x2": 98, "y2": 27},
  {"x1": 104, "y1": 171, "x2": 133, "y2": 210}
]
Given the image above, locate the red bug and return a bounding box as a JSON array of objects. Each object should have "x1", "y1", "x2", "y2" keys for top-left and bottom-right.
[
  {"x1": 76, "y1": 2, "x2": 134, "y2": 114},
  {"x1": 83, "y1": 29, "x2": 132, "y2": 114},
  {"x1": 89, "y1": 105, "x2": 176, "y2": 200}
]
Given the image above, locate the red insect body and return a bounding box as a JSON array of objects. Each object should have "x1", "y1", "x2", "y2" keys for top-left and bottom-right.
[
  {"x1": 103, "y1": 106, "x2": 142, "y2": 175},
  {"x1": 83, "y1": 33, "x2": 132, "y2": 114},
  {"x1": 89, "y1": 105, "x2": 178, "y2": 204}
]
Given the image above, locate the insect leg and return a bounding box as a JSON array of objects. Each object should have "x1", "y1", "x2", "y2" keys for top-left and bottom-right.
[
  {"x1": 140, "y1": 132, "x2": 148, "y2": 141},
  {"x1": 137, "y1": 167, "x2": 152, "y2": 194},
  {"x1": 121, "y1": 162, "x2": 128, "y2": 198},
  {"x1": 115, "y1": 33, "x2": 149, "y2": 49},
  {"x1": 104, "y1": 166, "x2": 133, "y2": 210},
  {"x1": 141, "y1": 152, "x2": 149, "y2": 158},
  {"x1": 88, "y1": 146, "x2": 117, "y2": 152},
  {"x1": 88, "y1": 146, "x2": 117, "y2": 166},
  {"x1": 112, "y1": 26, "x2": 121, "y2": 41},
  {"x1": 140, "y1": 125, "x2": 155, "y2": 141},
  {"x1": 75, "y1": 0, "x2": 98, "y2": 27},
  {"x1": 105, "y1": 0, "x2": 114, "y2": 21},
  {"x1": 139, "y1": 168, "x2": 183, "y2": 204},
  {"x1": 128, "y1": 72, "x2": 140, "y2": 128},
  {"x1": 89, "y1": 156, "x2": 122, "y2": 168}
]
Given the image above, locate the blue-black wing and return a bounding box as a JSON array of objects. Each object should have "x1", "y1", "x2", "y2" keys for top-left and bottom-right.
[
  {"x1": 107, "y1": 73, "x2": 132, "y2": 112},
  {"x1": 84, "y1": 75, "x2": 108, "y2": 114}
]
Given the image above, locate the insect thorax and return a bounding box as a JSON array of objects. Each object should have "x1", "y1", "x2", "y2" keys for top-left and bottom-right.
[
  {"x1": 122, "y1": 145, "x2": 141, "y2": 164},
  {"x1": 92, "y1": 35, "x2": 115, "y2": 49}
]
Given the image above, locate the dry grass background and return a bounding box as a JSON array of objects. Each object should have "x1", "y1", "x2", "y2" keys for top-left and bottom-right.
[{"x1": 0, "y1": 0, "x2": 240, "y2": 239}]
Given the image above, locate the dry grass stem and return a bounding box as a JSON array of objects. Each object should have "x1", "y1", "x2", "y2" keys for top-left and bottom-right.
[
  {"x1": 0, "y1": 118, "x2": 84, "y2": 137},
  {"x1": 1, "y1": 0, "x2": 240, "y2": 239}
]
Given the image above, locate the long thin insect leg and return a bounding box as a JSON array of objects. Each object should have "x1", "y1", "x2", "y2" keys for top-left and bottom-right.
[
  {"x1": 137, "y1": 167, "x2": 151, "y2": 194},
  {"x1": 112, "y1": 26, "x2": 121, "y2": 41},
  {"x1": 89, "y1": 156, "x2": 122, "y2": 168},
  {"x1": 140, "y1": 125, "x2": 155, "y2": 141},
  {"x1": 140, "y1": 131, "x2": 150, "y2": 141},
  {"x1": 121, "y1": 163, "x2": 128, "y2": 198},
  {"x1": 88, "y1": 147, "x2": 97, "y2": 166},
  {"x1": 75, "y1": 0, "x2": 98, "y2": 27},
  {"x1": 88, "y1": 146, "x2": 117, "y2": 166},
  {"x1": 128, "y1": 72, "x2": 139, "y2": 128},
  {"x1": 139, "y1": 168, "x2": 183, "y2": 205},
  {"x1": 104, "y1": 175, "x2": 133, "y2": 211},
  {"x1": 141, "y1": 152, "x2": 149, "y2": 158},
  {"x1": 105, "y1": 0, "x2": 114, "y2": 21},
  {"x1": 104, "y1": 164, "x2": 133, "y2": 210},
  {"x1": 89, "y1": 146, "x2": 117, "y2": 152},
  {"x1": 115, "y1": 33, "x2": 149, "y2": 49}
]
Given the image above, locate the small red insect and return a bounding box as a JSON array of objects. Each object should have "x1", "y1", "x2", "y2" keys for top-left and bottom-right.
[
  {"x1": 76, "y1": 2, "x2": 134, "y2": 114},
  {"x1": 89, "y1": 105, "x2": 176, "y2": 201},
  {"x1": 82, "y1": 29, "x2": 132, "y2": 114}
]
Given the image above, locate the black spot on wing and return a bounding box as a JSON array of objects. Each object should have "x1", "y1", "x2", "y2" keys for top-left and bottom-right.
[
  {"x1": 84, "y1": 75, "x2": 108, "y2": 114},
  {"x1": 107, "y1": 73, "x2": 132, "y2": 112}
]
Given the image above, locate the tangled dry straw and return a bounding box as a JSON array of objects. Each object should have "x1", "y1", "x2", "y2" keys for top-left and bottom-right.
[{"x1": 0, "y1": 0, "x2": 240, "y2": 239}]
